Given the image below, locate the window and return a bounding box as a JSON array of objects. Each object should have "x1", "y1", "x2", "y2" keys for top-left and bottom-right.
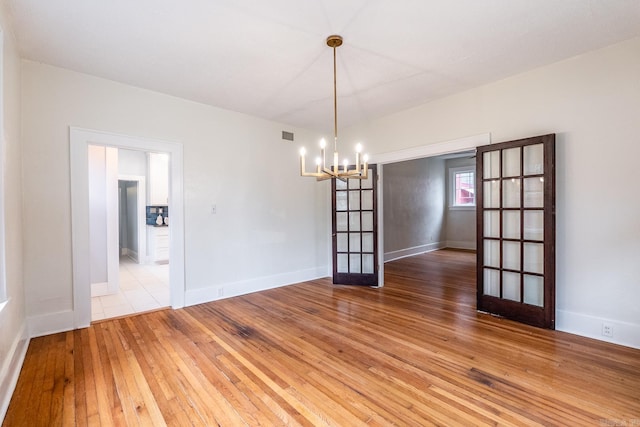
[{"x1": 450, "y1": 166, "x2": 475, "y2": 209}]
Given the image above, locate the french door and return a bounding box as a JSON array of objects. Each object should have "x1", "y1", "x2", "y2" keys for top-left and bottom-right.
[
  {"x1": 331, "y1": 165, "x2": 378, "y2": 286},
  {"x1": 476, "y1": 134, "x2": 556, "y2": 329}
]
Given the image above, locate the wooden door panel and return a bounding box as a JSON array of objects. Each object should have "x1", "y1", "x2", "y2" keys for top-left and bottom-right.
[
  {"x1": 332, "y1": 165, "x2": 378, "y2": 286},
  {"x1": 476, "y1": 134, "x2": 555, "y2": 329}
]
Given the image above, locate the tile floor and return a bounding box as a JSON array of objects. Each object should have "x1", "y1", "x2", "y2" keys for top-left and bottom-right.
[{"x1": 91, "y1": 256, "x2": 170, "y2": 321}]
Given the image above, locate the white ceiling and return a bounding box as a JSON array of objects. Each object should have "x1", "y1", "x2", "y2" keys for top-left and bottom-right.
[{"x1": 5, "y1": 1, "x2": 640, "y2": 133}]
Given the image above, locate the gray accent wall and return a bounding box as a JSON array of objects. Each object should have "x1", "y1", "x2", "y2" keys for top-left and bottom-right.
[
  {"x1": 383, "y1": 154, "x2": 477, "y2": 261},
  {"x1": 383, "y1": 157, "x2": 446, "y2": 260},
  {"x1": 118, "y1": 180, "x2": 139, "y2": 258}
]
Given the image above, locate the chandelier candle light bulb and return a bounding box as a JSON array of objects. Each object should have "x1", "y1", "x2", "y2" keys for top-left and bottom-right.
[{"x1": 298, "y1": 35, "x2": 369, "y2": 182}]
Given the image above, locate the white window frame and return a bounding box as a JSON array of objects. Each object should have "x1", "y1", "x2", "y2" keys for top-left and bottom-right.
[{"x1": 449, "y1": 166, "x2": 476, "y2": 210}]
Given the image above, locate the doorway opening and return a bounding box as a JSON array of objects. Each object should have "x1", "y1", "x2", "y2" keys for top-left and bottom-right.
[
  {"x1": 375, "y1": 132, "x2": 556, "y2": 330},
  {"x1": 71, "y1": 128, "x2": 185, "y2": 329},
  {"x1": 371, "y1": 133, "x2": 491, "y2": 286},
  {"x1": 90, "y1": 170, "x2": 170, "y2": 320},
  {"x1": 381, "y1": 151, "x2": 477, "y2": 266}
]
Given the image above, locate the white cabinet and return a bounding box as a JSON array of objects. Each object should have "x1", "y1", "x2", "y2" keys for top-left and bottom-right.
[
  {"x1": 148, "y1": 152, "x2": 169, "y2": 205},
  {"x1": 148, "y1": 226, "x2": 169, "y2": 263}
]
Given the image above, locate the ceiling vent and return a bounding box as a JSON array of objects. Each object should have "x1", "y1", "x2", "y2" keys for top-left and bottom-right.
[{"x1": 282, "y1": 131, "x2": 294, "y2": 141}]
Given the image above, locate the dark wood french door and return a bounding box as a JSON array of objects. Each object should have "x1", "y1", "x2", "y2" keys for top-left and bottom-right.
[
  {"x1": 476, "y1": 134, "x2": 556, "y2": 329},
  {"x1": 331, "y1": 165, "x2": 378, "y2": 286}
]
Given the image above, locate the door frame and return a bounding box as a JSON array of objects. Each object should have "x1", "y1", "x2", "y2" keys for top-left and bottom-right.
[
  {"x1": 370, "y1": 133, "x2": 491, "y2": 287},
  {"x1": 70, "y1": 127, "x2": 185, "y2": 329}
]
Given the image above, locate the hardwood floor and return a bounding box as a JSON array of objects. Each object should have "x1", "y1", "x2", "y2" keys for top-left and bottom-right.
[{"x1": 4, "y1": 249, "x2": 640, "y2": 426}]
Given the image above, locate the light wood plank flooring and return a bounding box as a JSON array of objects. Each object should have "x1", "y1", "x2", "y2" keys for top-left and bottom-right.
[{"x1": 4, "y1": 249, "x2": 640, "y2": 426}]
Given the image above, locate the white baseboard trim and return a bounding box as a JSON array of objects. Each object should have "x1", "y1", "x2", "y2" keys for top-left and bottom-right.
[
  {"x1": 384, "y1": 242, "x2": 445, "y2": 263},
  {"x1": 556, "y1": 309, "x2": 640, "y2": 349},
  {"x1": 91, "y1": 281, "x2": 109, "y2": 296},
  {"x1": 27, "y1": 310, "x2": 75, "y2": 339},
  {"x1": 0, "y1": 322, "x2": 29, "y2": 422},
  {"x1": 127, "y1": 250, "x2": 139, "y2": 263},
  {"x1": 445, "y1": 240, "x2": 476, "y2": 251},
  {"x1": 185, "y1": 266, "x2": 329, "y2": 307}
]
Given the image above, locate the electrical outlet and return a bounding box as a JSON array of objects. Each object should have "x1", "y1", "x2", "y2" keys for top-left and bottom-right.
[
  {"x1": 217, "y1": 287, "x2": 224, "y2": 297},
  {"x1": 602, "y1": 323, "x2": 613, "y2": 337},
  {"x1": 211, "y1": 204, "x2": 217, "y2": 214}
]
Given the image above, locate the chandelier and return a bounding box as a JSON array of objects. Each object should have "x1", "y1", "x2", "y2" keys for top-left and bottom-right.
[{"x1": 299, "y1": 35, "x2": 369, "y2": 181}]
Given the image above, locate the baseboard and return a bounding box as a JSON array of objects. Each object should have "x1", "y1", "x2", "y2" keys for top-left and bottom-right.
[
  {"x1": 27, "y1": 310, "x2": 75, "y2": 338},
  {"x1": 185, "y1": 266, "x2": 329, "y2": 307},
  {"x1": 127, "y1": 250, "x2": 138, "y2": 262},
  {"x1": 384, "y1": 242, "x2": 445, "y2": 263},
  {"x1": 445, "y1": 240, "x2": 476, "y2": 251},
  {"x1": 556, "y1": 309, "x2": 640, "y2": 349},
  {"x1": 0, "y1": 322, "x2": 29, "y2": 422},
  {"x1": 91, "y1": 281, "x2": 109, "y2": 296}
]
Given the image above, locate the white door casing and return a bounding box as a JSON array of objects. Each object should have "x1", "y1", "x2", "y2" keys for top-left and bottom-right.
[
  {"x1": 370, "y1": 133, "x2": 491, "y2": 287},
  {"x1": 70, "y1": 127, "x2": 185, "y2": 329}
]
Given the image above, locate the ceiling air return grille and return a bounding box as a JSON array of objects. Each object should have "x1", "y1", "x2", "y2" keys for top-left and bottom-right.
[{"x1": 282, "y1": 131, "x2": 294, "y2": 141}]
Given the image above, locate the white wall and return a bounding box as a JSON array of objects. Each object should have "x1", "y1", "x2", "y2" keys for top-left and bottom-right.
[
  {"x1": 118, "y1": 148, "x2": 146, "y2": 176},
  {"x1": 21, "y1": 61, "x2": 330, "y2": 329},
  {"x1": 88, "y1": 145, "x2": 109, "y2": 284},
  {"x1": 0, "y1": 5, "x2": 28, "y2": 419},
  {"x1": 87, "y1": 144, "x2": 118, "y2": 297},
  {"x1": 344, "y1": 37, "x2": 640, "y2": 348}
]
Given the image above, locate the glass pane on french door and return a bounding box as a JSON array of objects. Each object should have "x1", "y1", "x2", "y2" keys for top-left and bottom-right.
[
  {"x1": 332, "y1": 165, "x2": 378, "y2": 286},
  {"x1": 476, "y1": 134, "x2": 555, "y2": 329}
]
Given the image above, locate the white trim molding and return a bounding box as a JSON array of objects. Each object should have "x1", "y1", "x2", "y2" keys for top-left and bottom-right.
[
  {"x1": 70, "y1": 127, "x2": 185, "y2": 330},
  {"x1": 384, "y1": 243, "x2": 445, "y2": 263},
  {"x1": 448, "y1": 165, "x2": 476, "y2": 209},
  {"x1": 0, "y1": 322, "x2": 28, "y2": 422},
  {"x1": 372, "y1": 133, "x2": 489, "y2": 165},
  {"x1": 557, "y1": 310, "x2": 640, "y2": 350},
  {"x1": 90, "y1": 281, "x2": 109, "y2": 297},
  {"x1": 445, "y1": 240, "x2": 476, "y2": 251},
  {"x1": 185, "y1": 266, "x2": 329, "y2": 307},
  {"x1": 0, "y1": 27, "x2": 7, "y2": 306},
  {"x1": 28, "y1": 310, "x2": 75, "y2": 338},
  {"x1": 374, "y1": 133, "x2": 490, "y2": 287}
]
